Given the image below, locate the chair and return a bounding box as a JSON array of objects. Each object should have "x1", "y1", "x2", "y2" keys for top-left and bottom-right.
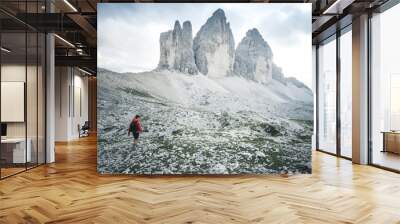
[{"x1": 78, "y1": 121, "x2": 90, "y2": 138}]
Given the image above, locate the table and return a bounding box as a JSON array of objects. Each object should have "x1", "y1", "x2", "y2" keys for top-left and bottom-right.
[
  {"x1": 1, "y1": 138, "x2": 31, "y2": 163},
  {"x1": 382, "y1": 131, "x2": 400, "y2": 154}
]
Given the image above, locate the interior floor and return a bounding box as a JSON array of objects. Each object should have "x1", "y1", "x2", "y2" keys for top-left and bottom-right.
[
  {"x1": 1, "y1": 163, "x2": 45, "y2": 178},
  {"x1": 372, "y1": 150, "x2": 400, "y2": 171},
  {"x1": 0, "y1": 167, "x2": 25, "y2": 178},
  {"x1": 0, "y1": 135, "x2": 400, "y2": 223}
]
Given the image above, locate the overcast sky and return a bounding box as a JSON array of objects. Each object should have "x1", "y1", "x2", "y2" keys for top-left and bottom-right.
[{"x1": 98, "y1": 3, "x2": 312, "y2": 87}]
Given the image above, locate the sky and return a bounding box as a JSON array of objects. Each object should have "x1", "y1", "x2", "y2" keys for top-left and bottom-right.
[{"x1": 98, "y1": 3, "x2": 312, "y2": 88}]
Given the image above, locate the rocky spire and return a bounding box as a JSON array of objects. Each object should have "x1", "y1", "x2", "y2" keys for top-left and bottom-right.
[
  {"x1": 157, "y1": 20, "x2": 198, "y2": 74},
  {"x1": 193, "y1": 8, "x2": 235, "y2": 77},
  {"x1": 233, "y1": 28, "x2": 273, "y2": 83}
]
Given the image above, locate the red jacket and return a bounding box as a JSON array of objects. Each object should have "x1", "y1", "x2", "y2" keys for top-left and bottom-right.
[{"x1": 133, "y1": 118, "x2": 143, "y2": 133}]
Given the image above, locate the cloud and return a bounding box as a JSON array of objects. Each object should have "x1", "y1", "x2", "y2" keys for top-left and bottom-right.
[
  {"x1": 98, "y1": 3, "x2": 312, "y2": 87},
  {"x1": 257, "y1": 5, "x2": 311, "y2": 46}
]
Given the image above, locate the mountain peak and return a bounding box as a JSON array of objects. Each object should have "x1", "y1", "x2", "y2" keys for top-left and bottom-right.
[
  {"x1": 182, "y1": 20, "x2": 192, "y2": 30},
  {"x1": 173, "y1": 20, "x2": 181, "y2": 31},
  {"x1": 193, "y1": 8, "x2": 235, "y2": 77},
  {"x1": 212, "y1": 8, "x2": 225, "y2": 19},
  {"x1": 157, "y1": 20, "x2": 198, "y2": 74},
  {"x1": 233, "y1": 28, "x2": 273, "y2": 83},
  {"x1": 246, "y1": 28, "x2": 262, "y2": 39},
  {"x1": 182, "y1": 21, "x2": 192, "y2": 39}
]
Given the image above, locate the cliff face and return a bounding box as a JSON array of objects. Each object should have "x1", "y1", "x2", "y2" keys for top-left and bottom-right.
[
  {"x1": 157, "y1": 20, "x2": 198, "y2": 75},
  {"x1": 193, "y1": 9, "x2": 235, "y2": 77},
  {"x1": 233, "y1": 28, "x2": 273, "y2": 84}
]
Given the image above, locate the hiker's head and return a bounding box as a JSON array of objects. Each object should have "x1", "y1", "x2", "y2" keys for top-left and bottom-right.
[{"x1": 135, "y1": 115, "x2": 140, "y2": 119}]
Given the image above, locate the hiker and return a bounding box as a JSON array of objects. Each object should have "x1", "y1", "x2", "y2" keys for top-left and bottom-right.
[{"x1": 128, "y1": 115, "x2": 143, "y2": 144}]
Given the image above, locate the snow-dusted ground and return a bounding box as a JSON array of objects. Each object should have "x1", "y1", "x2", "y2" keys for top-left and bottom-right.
[{"x1": 97, "y1": 69, "x2": 313, "y2": 174}]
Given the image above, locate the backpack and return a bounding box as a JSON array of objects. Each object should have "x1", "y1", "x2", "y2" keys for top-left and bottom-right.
[{"x1": 130, "y1": 120, "x2": 137, "y2": 133}]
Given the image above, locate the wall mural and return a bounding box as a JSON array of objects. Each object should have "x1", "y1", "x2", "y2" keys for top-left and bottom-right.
[{"x1": 97, "y1": 3, "x2": 313, "y2": 174}]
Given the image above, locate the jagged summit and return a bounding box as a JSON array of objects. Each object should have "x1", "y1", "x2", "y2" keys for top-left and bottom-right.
[
  {"x1": 193, "y1": 9, "x2": 235, "y2": 77},
  {"x1": 154, "y1": 9, "x2": 309, "y2": 92},
  {"x1": 245, "y1": 28, "x2": 272, "y2": 57},
  {"x1": 245, "y1": 29, "x2": 272, "y2": 54},
  {"x1": 181, "y1": 21, "x2": 193, "y2": 50},
  {"x1": 182, "y1": 21, "x2": 191, "y2": 30},
  {"x1": 233, "y1": 28, "x2": 273, "y2": 83},
  {"x1": 173, "y1": 20, "x2": 181, "y2": 31},
  {"x1": 212, "y1": 8, "x2": 225, "y2": 18},
  {"x1": 157, "y1": 20, "x2": 198, "y2": 74},
  {"x1": 246, "y1": 28, "x2": 262, "y2": 38}
]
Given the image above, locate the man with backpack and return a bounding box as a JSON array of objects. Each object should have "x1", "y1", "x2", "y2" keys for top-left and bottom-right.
[{"x1": 128, "y1": 115, "x2": 143, "y2": 144}]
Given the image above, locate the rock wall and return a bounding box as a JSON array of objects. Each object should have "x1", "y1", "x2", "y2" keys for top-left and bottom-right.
[
  {"x1": 193, "y1": 9, "x2": 235, "y2": 77},
  {"x1": 155, "y1": 8, "x2": 309, "y2": 92},
  {"x1": 157, "y1": 20, "x2": 198, "y2": 74},
  {"x1": 233, "y1": 28, "x2": 273, "y2": 84}
]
